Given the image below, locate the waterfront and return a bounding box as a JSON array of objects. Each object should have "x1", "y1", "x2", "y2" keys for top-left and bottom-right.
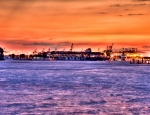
[{"x1": 0, "y1": 61, "x2": 150, "y2": 114}]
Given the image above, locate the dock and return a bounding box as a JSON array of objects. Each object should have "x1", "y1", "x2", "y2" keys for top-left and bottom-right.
[{"x1": 130, "y1": 57, "x2": 150, "y2": 64}]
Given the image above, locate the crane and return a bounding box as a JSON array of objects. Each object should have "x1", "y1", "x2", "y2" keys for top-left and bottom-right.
[
  {"x1": 33, "y1": 48, "x2": 37, "y2": 55},
  {"x1": 70, "y1": 43, "x2": 73, "y2": 52}
]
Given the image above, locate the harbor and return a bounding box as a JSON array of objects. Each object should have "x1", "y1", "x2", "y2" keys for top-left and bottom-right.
[
  {"x1": 1, "y1": 44, "x2": 150, "y2": 64},
  {"x1": 1, "y1": 0, "x2": 150, "y2": 114},
  {"x1": 130, "y1": 57, "x2": 150, "y2": 64}
]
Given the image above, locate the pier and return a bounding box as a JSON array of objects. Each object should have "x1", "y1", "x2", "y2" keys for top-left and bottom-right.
[
  {"x1": 2, "y1": 44, "x2": 150, "y2": 62},
  {"x1": 7, "y1": 51, "x2": 109, "y2": 61},
  {"x1": 130, "y1": 57, "x2": 150, "y2": 64}
]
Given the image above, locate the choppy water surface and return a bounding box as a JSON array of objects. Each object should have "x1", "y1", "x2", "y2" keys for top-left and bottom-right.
[{"x1": 0, "y1": 61, "x2": 150, "y2": 115}]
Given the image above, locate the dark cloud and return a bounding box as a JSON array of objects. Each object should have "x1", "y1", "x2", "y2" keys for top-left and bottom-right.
[
  {"x1": 2, "y1": 39, "x2": 102, "y2": 47},
  {"x1": 0, "y1": 0, "x2": 100, "y2": 3},
  {"x1": 143, "y1": 46, "x2": 150, "y2": 48},
  {"x1": 0, "y1": 0, "x2": 103, "y2": 23},
  {"x1": 23, "y1": 41, "x2": 104, "y2": 46},
  {"x1": 110, "y1": 3, "x2": 147, "y2": 7},
  {"x1": 128, "y1": 13, "x2": 144, "y2": 16},
  {"x1": 97, "y1": 12, "x2": 107, "y2": 14},
  {"x1": 56, "y1": 0, "x2": 100, "y2": 1},
  {"x1": 49, "y1": 38, "x2": 55, "y2": 40},
  {"x1": 23, "y1": 42, "x2": 54, "y2": 46},
  {"x1": 124, "y1": 9, "x2": 130, "y2": 11},
  {"x1": 58, "y1": 42, "x2": 70, "y2": 45},
  {"x1": 133, "y1": 0, "x2": 150, "y2": 1},
  {"x1": 23, "y1": 41, "x2": 71, "y2": 46},
  {"x1": 2, "y1": 40, "x2": 26, "y2": 44},
  {"x1": 110, "y1": 4, "x2": 120, "y2": 7},
  {"x1": 22, "y1": 41, "x2": 102, "y2": 48}
]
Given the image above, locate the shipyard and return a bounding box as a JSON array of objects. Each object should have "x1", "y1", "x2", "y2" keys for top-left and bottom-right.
[
  {"x1": 1, "y1": 43, "x2": 150, "y2": 64},
  {"x1": 1, "y1": 0, "x2": 150, "y2": 114}
]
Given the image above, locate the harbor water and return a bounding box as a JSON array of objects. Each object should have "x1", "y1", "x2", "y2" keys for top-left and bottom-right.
[{"x1": 0, "y1": 61, "x2": 150, "y2": 115}]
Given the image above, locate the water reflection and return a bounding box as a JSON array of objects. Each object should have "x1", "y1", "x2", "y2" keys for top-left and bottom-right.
[{"x1": 0, "y1": 61, "x2": 150, "y2": 114}]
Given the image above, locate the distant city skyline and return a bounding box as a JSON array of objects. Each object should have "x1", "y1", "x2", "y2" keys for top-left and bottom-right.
[{"x1": 0, "y1": 0, "x2": 150, "y2": 55}]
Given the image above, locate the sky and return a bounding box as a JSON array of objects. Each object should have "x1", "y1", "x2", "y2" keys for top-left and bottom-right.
[{"x1": 0, "y1": 0, "x2": 150, "y2": 54}]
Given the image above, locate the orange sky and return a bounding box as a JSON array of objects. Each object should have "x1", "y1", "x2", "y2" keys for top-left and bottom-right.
[{"x1": 0, "y1": 0, "x2": 150, "y2": 54}]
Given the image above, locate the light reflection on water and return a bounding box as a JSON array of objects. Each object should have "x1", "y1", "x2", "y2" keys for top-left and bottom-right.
[{"x1": 0, "y1": 60, "x2": 150, "y2": 114}]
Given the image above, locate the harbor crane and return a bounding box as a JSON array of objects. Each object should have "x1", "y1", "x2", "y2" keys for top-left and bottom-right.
[
  {"x1": 104, "y1": 43, "x2": 114, "y2": 57},
  {"x1": 70, "y1": 43, "x2": 73, "y2": 52},
  {"x1": 3, "y1": 48, "x2": 9, "y2": 54},
  {"x1": 33, "y1": 48, "x2": 38, "y2": 55}
]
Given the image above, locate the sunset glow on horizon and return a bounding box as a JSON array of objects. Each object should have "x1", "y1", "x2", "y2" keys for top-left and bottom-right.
[{"x1": 0, "y1": 0, "x2": 150, "y2": 55}]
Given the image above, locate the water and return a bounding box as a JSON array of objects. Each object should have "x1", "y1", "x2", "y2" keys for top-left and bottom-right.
[{"x1": 0, "y1": 60, "x2": 150, "y2": 115}]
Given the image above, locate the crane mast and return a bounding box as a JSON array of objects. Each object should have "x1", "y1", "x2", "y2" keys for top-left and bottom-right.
[{"x1": 70, "y1": 43, "x2": 73, "y2": 52}]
